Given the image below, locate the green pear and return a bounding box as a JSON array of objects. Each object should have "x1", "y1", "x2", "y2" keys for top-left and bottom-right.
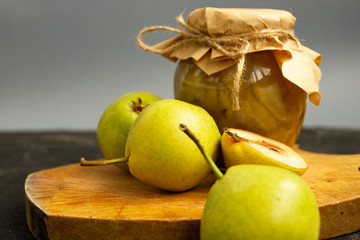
[
  {"x1": 83, "y1": 99, "x2": 221, "y2": 192},
  {"x1": 221, "y1": 128, "x2": 308, "y2": 175},
  {"x1": 180, "y1": 126, "x2": 320, "y2": 240},
  {"x1": 201, "y1": 165, "x2": 320, "y2": 240},
  {"x1": 96, "y1": 91, "x2": 161, "y2": 160}
]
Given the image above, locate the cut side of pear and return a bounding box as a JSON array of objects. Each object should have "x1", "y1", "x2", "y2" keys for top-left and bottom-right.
[{"x1": 221, "y1": 128, "x2": 308, "y2": 175}]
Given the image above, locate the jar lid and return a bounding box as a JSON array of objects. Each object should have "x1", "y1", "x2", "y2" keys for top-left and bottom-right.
[{"x1": 187, "y1": 8, "x2": 296, "y2": 37}]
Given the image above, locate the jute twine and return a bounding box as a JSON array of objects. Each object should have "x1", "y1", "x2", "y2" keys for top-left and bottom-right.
[{"x1": 137, "y1": 15, "x2": 298, "y2": 110}]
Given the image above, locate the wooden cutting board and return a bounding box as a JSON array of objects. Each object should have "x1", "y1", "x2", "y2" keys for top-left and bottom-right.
[{"x1": 25, "y1": 147, "x2": 360, "y2": 240}]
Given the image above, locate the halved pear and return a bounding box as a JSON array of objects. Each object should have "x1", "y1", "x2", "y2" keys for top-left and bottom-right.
[{"x1": 221, "y1": 128, "x2": 308, "y2": 175}]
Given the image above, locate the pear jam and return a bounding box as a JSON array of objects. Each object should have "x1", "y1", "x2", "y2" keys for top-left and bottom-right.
[{"x1": 174, "y1": 50, "x2": 307, "y2": 147}]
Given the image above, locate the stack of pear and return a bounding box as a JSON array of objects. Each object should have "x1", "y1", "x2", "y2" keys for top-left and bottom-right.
[
  {"x1": 82, "y1": 98, "x2": 221, "y2": 192},
  {"x1": 82, "y1": 90, "x2": 319, "y2": 239}
]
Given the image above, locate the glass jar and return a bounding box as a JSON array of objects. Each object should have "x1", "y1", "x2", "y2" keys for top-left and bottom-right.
[{"x1": 174, "y1": 50, "x2": 307, "y2": 146}]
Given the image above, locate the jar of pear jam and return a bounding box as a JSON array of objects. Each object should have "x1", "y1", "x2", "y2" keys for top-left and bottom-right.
[{"x1": 174, "y1": 50, "x2": 307, "y2": 146}]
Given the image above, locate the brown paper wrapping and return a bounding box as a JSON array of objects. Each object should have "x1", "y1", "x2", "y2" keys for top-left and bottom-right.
[{"x1": 138, "y1": 7, "x2": 322, "y2": 106}]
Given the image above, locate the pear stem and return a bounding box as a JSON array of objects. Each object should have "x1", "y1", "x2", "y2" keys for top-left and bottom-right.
[
  {"x1": 80, "y1": 156, "x2": 129, "y2": 166},
  {"x1": 223, "y1": 127, "x2": 242, "y2": 142},
  {"x1": 131, "y1": 97, "x2": 147, "y2": 114},
  {"x1": 179, "y1": 124, "x2": 223, "y2": 180}
]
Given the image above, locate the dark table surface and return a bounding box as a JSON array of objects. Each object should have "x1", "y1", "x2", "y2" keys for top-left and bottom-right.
[{"x1": 1, "y1": 129, "x2": 360, "y2": 240}]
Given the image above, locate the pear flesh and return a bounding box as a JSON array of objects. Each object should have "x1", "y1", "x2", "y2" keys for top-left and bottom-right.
[
  {"x1": 221, "y1": 128, "x2": 308, "y2": 175},
  {"x1": 200, "y1": 164, "x2": 320, "y2": 240}
]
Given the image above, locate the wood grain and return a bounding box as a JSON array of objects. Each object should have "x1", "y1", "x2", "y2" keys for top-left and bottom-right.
[
  {"x1": 25, "y1": 148, "x2": 360, "y2": 240},
  {"x1": 297, "y1": 148, "x2": 360, "y2": 239}
]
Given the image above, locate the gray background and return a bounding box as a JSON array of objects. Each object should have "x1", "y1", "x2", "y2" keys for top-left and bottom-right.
[{"x1": 1, "y1": 0, "x2": 359, "y2": 131}]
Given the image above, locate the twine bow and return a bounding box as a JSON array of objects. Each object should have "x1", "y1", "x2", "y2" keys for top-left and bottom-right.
[{"x1": 137, "y1": 15, "x2": 297, "y2": 110}]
